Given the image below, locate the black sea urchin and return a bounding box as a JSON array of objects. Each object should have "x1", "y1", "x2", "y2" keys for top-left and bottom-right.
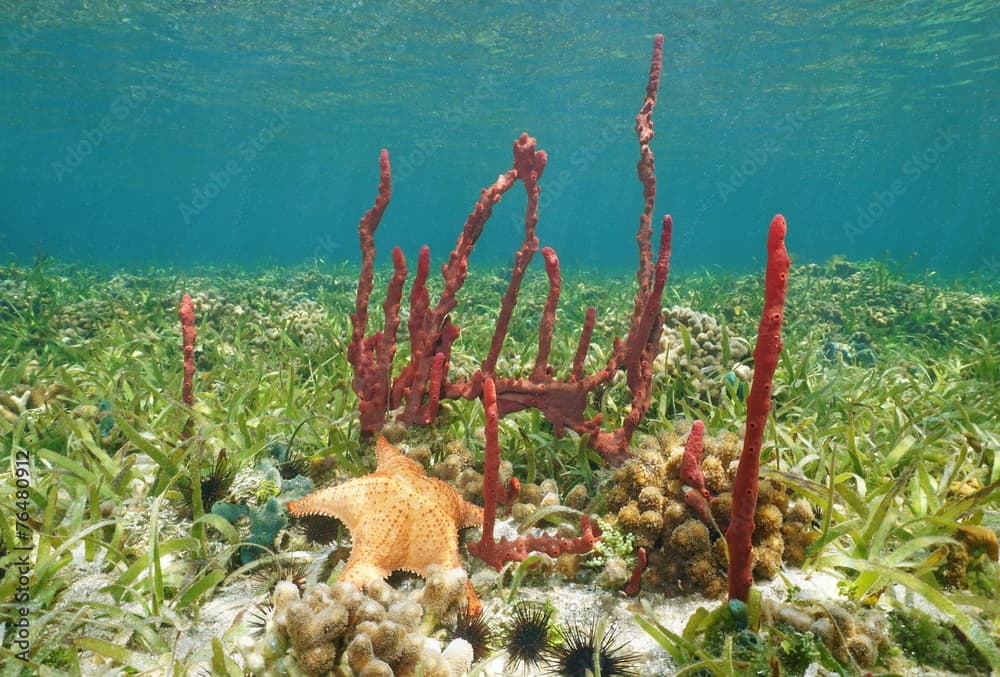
[
  {"x1": 245, "y1": 601, "x2": 273, "y2": 637},
  {"x1": 176, "y1": 449, "x2": 235, "y2": 514},
  {"x1": 250, "y1": 555, "x2": 309, "y2": 593},
  {"x1": 454, "y1": 610, "x2": 497, "y2": 662},
  {"x1": 502, "y1": 601, "x2": 558, "y2": 671},
  {"x1": 268, "y1": 441, "x2": 310, "y2": 480},
  {"x1": 548, "y1": 618, "x2": 640, "y2": 677}
]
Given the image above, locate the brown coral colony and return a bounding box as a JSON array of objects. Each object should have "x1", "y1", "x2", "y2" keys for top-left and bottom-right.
[{"x1": 605, "y1": 425, "x2": 817, "y2": 598}]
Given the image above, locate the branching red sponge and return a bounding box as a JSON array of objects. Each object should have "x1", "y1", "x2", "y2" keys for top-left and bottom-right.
[{"x1": 467, "y1": 377, "x2": 600, "y2": 572}]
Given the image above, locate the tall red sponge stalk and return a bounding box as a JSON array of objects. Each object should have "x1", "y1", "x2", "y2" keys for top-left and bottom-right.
[
  {"x1": 179, "y1": 293, "x2": 197, "y2": 439},
  {"x1": 347, "y1": 149, "x2": 394, "y2": 433},
  {"x1": 726, "y1": 214, "x2": 790, "y2": 603}
]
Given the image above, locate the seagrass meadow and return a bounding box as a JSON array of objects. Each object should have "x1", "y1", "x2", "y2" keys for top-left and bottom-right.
[
  {"x1": 0, "y1": 256, "x2": 998, "y2": 676},
  {"x1": 4, "y1": 1, "x2": 1000, "y2": 674}
]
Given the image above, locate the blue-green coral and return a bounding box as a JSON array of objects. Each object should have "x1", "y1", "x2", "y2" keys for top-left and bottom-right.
[{"x1": 211, "y1": 443, "x2": 313, "y2": 563}]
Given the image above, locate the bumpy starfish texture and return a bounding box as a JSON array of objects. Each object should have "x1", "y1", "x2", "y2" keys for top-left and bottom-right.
[{"x1": 287, "y1": 436, "x2": 484, "y2": 609}]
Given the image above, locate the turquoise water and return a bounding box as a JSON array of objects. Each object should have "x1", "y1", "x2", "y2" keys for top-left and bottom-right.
[{"x1": 1, "y1": 1, "x2": 997, "y2": 275}]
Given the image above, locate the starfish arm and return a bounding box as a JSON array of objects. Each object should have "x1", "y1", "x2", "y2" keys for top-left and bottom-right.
[
  {"x1": 374, "y1": 435, "x2": 426, "y2": 476},
  {"x1": 457, "y1": 500, "x2": 484, "y2": 529},
  {"x1": 286, "y1": 484, "x2": 350, "y2": 520},
  {"x1": 287, "y1": 476, "x2": 398, "y2": 528},
  {"x1": 415, "y1": 475, "x2": 484, "y2": 528},
  {"x1": 339, "y1": 559, "x2": 391, "y2": 586},
  {"x1": 398, "y1": 492, "x2": 467, "y2": 575}
]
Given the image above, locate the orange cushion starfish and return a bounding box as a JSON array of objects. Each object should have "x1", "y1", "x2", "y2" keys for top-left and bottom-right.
[{"x1": 287, "y1": 436, "x2": 484, "y2": 613}]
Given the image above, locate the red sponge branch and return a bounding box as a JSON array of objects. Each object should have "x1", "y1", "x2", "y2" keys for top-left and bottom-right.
[
  {"x1": 624, "y1": 546, "x2": 648, "y2": 597},
  {"x1": 679, "y1": 419, "x2": 716, "y2": 525},
  {"x1": 680, "y1": 420, "x2": 710, "y2": 500},
  {"x1": 726, "y1": 214, "x2": 791, "y2": 603},
  {"x1": 348, "y1": 149, "x2": 394, "y2": 432},
  {"x1": 467, "y1": 377, "x2": 601, "y2": 571},
  {"x1": 481, "y1": 137, "x2": 544, "y2": 376},
  {"x1": 631, "y1": 32, "x2": 664, "y2": 307},
  {"x1": 531, "y1": 247, "x2": 561, "y2": 381},
  {"x1": 571, "y1": 307, "x2": 596, "y2": 382},
  {"x1": 345, "y1": 35, "x2": 674, "y2": 466},
  {"x1": 178, "y1": 293, "x2": 197, "y2": 439}
]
